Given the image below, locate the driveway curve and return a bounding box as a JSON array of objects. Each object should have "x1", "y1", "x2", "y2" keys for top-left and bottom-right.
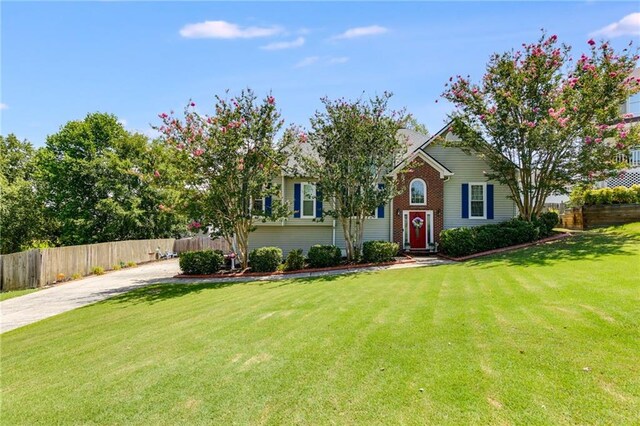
[{"x1": 0, "y1": 259, "x2": 180, "y2": 333}]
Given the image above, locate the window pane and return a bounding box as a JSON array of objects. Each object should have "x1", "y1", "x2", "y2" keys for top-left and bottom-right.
[
  {"x1": 303, "y1": 200, "x2": 314, "y2": 216},
  {"x1": 303, "y1": 184, "x2": 315, "y2": 200},
  {"x1": 629, "y1": 93, "x2": 640, "y2": 114},
  {"x1": 252, "y1": 198, "x2": 263, "y2": 212},
  {"x1": 411, "y1": 181, "x2": 425, "y2": 204},
  {"x1": 471, "y1": 185, "x2": 484, "y2": 201},
  {"x1": 471, "y1": 201, "x2": 484, "y2": 217}
]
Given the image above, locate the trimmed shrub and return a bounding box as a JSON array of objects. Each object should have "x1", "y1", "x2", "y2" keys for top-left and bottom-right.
[
  {"x1": 284, "y1": 249, "x2": 305, "y2": 271},
  {"x1": 56, "y1": 273, "x2": 66, "y2": 282},
  {"x1": 579, "y1": 185, "x2": 640, "y2": 206},
  {"x1": 112, "y1": 264, "x2": 122, "y2": 271},
  {"x1": 535, "y1": 211, "x2": 559, "y2": 237},
  {"x1": 71, "y1": 273, "x2": 82, "y2": 280},
  {"x1": 179, "y1": 250, "x2": 224, "y2": 275},
  {"x1": 362, "y1": 241, "x2": 399, "y2": 263},
  {"x1": 440, "y1": 219, "x2": 539, "y2": 257},
  {"x1": 92, "y1": 266, "x2": 105, "y2": 276},
  {"x1": 126, "y1": 261, "x2": 137, "y2": 267},
  {"x1": 249, "y1": 247, "x2": 283, "y2": 273},
  {"x1": 439, "y1": 227, "x2": 476, "y2": 257},
  {"x1": 307, "y1": 245, "x2": 342, "y2": 268}
]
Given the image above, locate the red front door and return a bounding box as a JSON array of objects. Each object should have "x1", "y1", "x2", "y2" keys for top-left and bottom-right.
[{"x1": 409, "y1": 211, "x2": 427, "y2": 249}]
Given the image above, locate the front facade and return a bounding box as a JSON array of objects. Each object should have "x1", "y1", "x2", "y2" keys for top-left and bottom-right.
[{"x1": 248, "y1": 127, "x2": 517, "y2": 255}]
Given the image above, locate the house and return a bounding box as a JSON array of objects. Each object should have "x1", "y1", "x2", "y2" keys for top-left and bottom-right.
[
  {"x1": 248, "y1": 126, "x2": 517, "y2": 255},
  {"x1": 600, "y1": 67, "x2": 640, "y2": 188}
]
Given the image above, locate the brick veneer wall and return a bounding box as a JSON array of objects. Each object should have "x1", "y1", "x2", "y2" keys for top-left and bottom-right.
[{"x1": 393, "y1": 157, "x2": 445, "y2": 247}]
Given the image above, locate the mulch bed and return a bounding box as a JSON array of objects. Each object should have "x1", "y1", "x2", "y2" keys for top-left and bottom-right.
[
  {"x1": 174, "y1": 255, "x2": 416, "y2": 279},
  {"x1": 437, "y1": 232, "x2": 572, "y2": 262}
]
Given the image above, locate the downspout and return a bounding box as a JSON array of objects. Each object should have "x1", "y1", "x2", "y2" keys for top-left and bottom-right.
[
  {"x1": 332, "y1": 219, "x2": 336, "y2": 246},
  {"x1": 281, "y1": 174, "x2": 286, "y2": 226},
  {"x1": 389, "y1": 198, "x2": 394, "y2": 242}
]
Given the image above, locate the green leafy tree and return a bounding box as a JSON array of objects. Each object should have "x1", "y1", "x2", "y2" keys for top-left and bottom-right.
[
  {"x1": 299, "y1": 93, "x2": 409, "y2": 261},
  {"x1": 156, "y1": 90, "x2": 293, "y2": 269},
  {"x1": 0, "y1": 134, "x2": 54, "y2": 253},
  {"x1": 37, "y1": 113, "x2": 186, "y2": 245},
  {"x1": 442, "y1": 34, "x2": 640, "y2": 219}
]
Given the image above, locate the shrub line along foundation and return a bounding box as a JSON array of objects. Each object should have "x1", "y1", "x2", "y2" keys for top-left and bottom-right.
[
  {"x1": 436, "y1": 232, "x2": 572, "y2": 262},
  {"x1": 174, "y1": 255, "x2": 416, "y2": 279}
]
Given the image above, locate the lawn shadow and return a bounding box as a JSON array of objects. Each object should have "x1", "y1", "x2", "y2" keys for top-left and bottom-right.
[
  {"x1": 466, "y1": 229, "x2": 639, "y2": 268},
  {"x1": 103, "y1": 271, "x2": 347, "y2": 305}
]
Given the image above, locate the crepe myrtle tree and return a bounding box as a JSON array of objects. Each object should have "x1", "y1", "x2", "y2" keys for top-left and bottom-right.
[
  {"x1": 442, "y1": 33, "x2": 640, "y2": 220},
  {"x1": 296, "y1": 92, "x2": 409, "y2": 261},
  {"x1": 156, "y1": 90, "x2": 294, "y2": 269}
]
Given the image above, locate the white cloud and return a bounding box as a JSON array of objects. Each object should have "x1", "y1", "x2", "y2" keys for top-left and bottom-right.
[
  {"x1": 590, "y1": 13, "x2": 640, "y2": 38},
  {"x1": 0, "y1": 103, "x2": 8, "y2": 110},
  {"x1": 295, "y1": 56, "x2": 320, "y2": 68},
  {"x1": 261, "y1": 37, "x2": 305, "y2": 50},
  {"x1": 328, "y1": 56, "x2": 349, "y2": 64},
  {"x1": 333, "y1": 25, "x2": 388, "y2": 40},
  {"x1": 179, "y1": 20, "x2": 282, "y2": 39}
]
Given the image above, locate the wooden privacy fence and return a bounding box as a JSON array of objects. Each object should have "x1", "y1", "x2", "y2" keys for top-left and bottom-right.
[
  {"x1": 173, "y1": 236, "x2": 230, "y2": 253},
  {"x1": 0, "y1": 237, "x2": 229, "y2": 291}
]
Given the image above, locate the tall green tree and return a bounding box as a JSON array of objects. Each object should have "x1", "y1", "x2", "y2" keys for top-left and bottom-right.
[
  {"x1": 156, "y1": 90, "x2": 293, "y2": 269},
  {"x1": 0, "y1": 134, "x2": 53, "y2": 253},
  {"x1": 299, "y1": 93, "x2": 409, "y2": 261},
  {"x1": 442, "y1": 34, "x2": 640, "y2": 219},
  {"x1": 38, "y1": 113, "x2": 186, "y2": 245}
]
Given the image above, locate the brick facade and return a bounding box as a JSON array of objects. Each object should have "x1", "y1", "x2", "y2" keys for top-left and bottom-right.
[{"x1": 392, "y1": 157, "x2": 444, "y2": 249}]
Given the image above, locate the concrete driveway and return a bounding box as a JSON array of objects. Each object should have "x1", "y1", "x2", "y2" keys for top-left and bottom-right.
[{"x1": 0, "y1": 259, "x2": 180, "y2": 334}]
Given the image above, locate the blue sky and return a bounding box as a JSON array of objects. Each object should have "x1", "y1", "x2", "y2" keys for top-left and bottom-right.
[{"x1": 2, "y1": 1, "x2": 639, "y2": 146}]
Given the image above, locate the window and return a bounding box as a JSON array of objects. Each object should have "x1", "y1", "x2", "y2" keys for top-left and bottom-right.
[
  {"x1": 628, "y1": 93, "x2": 640, "y2": 115},
  {"x1": 252, "y1": 197, "x2": 264, "y2": 213},
  {"x1": 302, "y1": 183, "x2": 316, "y2": 218},
  {"x1": 470, "y1": 183, "x2": 486, "y2": 219},
  {"x1": 410, "y1": 179, "x2": 426, "y2": 205}
]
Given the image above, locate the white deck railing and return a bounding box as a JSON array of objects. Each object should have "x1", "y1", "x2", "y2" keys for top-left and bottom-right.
[{"x1": 617, "y1": 149, "x2": 640, "y2": 167}]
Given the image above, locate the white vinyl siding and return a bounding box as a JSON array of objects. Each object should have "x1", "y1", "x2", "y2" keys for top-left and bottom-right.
[{"x1": 424, "y1": 140, "x2": 516, "y2": 229}]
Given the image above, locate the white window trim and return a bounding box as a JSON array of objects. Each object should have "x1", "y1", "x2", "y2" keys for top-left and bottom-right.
[
  {"x1": 300, "y1": 182, "x2": 316, "y2": 219},
  {"x1": 468, "y1": 182, "x2": 487, "y2": 220},
  {"x1": 409, "y1": 178, "x2": 427, "y2": 206}
]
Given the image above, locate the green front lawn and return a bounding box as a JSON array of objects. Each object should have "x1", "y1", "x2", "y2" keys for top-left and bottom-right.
[
  {"x1": 2, "y1": 224, "x2": 639, "y2": 424},
  {"x1": 0, "y1": 288, "x2": 37, "y2": 302}
]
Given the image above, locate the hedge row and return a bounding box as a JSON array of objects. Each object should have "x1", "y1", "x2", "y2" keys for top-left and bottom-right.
[
  {"x1": 572, "y1": 185, "x2": 640, "y2": 206},
  {"x1": 179, "y1": 241, "x2": 401, "y2": 275},
  {"x1": 439, "y1": 214, "x2": 559, "y2": 258}
]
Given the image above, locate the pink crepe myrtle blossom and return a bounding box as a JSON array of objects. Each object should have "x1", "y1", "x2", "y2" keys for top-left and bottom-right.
[
  {"x1": 616, "y1": 142, "x2": 625, "y2": 149},
  {"x1": 193, "y1": 148, "x2": 204, "y2": 156},
  {"x1": 154, "y1": 170, "x2": 161, "y2": 178},
  {"x1": 585, "y1": 136, "x2": 593, "y2": 144},
  {"x1": 619, "y1": 131, "x2": 628, "y2": 139},
  {"x1": 267, "y1": 96, "x2": 275, "y2": 105},
  {"x1": 595, "y1": 137, "x2": 602, "y2": 143},
  {"x1": 623, "y1": 113, "x2": 634, "y2": 119},
  {"x1": 588, "y1": 39, "x2": 595, "y2": 46}
]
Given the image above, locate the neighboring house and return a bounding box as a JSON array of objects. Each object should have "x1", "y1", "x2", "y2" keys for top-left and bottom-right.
[
  {"x1": 601, "y1": 67, "x2": 640, "y2": 188},
  {"x1": 248, "y1": 126, "x2": 517, "y2": 255}
]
